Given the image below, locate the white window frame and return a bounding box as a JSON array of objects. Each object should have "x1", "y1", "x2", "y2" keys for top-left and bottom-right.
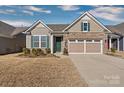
[
  {"x1": 83, "y1": 21, "x2": 89, "y2": 32},
  {"x1": 32, "y1": 35, "x2": 40, "y2": 48},
  {"x1": 32, "y1": 35, "x2": 48, "y2": 48},
  {"x1": 41, "y1": 35, "x2": 47, "y2": 48}
]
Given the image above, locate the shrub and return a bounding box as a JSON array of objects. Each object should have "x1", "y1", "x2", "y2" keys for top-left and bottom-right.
[
  {"x1": 23, "y1": 48, "x2": 30, "y2": 55},
  {"x1": 45, "y1": 48, "x2": 51, "y2": 54},
  {"x1": 63, "y1": 48, "x2": 68, "y2": 55},
  {"x1": 111, "y1": 48, "x2": 116, "y2": 53},
  {"x1": 32, "y1": 48, "x2": 37, "y2": 56},
  {"x1": 36, "y1": 48, "x2": 44, "y2": 56}
]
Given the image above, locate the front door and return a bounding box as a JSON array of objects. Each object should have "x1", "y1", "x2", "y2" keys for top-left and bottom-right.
[{"x1": 55, "y1": 37, "x2": 61, "y2": 52}]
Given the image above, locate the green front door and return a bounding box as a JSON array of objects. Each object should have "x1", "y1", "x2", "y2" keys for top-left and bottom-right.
[{"x1": 55, "y1": 37, "x2": 61, "y2": 52}]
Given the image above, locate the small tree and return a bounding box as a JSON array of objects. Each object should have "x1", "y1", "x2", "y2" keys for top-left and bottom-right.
[{"x1": 23, "y1": 48, "x2": 30, "y2": 55}]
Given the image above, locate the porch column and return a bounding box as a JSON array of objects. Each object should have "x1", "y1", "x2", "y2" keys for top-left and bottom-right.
[
  {"x1": 117, "y1": 38, "x2": 120, "y2": 51},
  {"x1": 51, "y1": 34, "x2": 53, "y2": 54},
  {"x1": 109, "y1": 38, "x2": 112, "y2": 49}
]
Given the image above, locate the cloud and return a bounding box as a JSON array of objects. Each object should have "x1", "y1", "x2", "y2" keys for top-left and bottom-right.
[
  {"x1": 89, "y1": 6, "x2": 124, "y2": 22},
  {"x1": 58, "y1": 5, "x2": 80, "y2": 11},
  {"x1": 22, "y1": 10, "x2": 34, "y2": 16},
  {"x1": 23, "y1": 6, "x2": 51, "y2": 14},
  {"x1": 1, "y1": 20, "x2": 32, "y2": 27},
  {"x1": 0, "y1": 9, "x2": 16, "y2": 14}
]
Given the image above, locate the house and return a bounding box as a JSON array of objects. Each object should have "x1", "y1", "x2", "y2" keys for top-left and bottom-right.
[
  {"x1": 0, "y1": 11, "x2": 124, "y2": 55},
  {"x1": 0, "y1": 21, "x2": 27, "y2": 54},
  {"x1": 24, "y1": 12, "x2": 124, "y2": 54}
]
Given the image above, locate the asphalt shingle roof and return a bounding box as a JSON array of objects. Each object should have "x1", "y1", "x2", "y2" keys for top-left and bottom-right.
[
  {"x1": 113, "y1": 23, "x2": 124, "y2": 35},
  {"x1": 106, "y1": 23, "x2": 124, "y2": 36},
  {"x1": 0, "y1": 21, "x2": 27, "y2": 38},
  {"x1": 1, "y1": 20, "x2": 124, "y2": 38},
  {"x1": 47, "y1": 24, "x2": 69, "y2": 31}
]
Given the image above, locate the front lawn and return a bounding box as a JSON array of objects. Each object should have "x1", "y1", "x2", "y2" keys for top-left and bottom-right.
[{"x1": 0, "y1": 54, "x2": 87, "y2": 87}]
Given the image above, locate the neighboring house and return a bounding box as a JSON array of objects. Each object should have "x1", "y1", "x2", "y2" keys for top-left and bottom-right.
[
  {"x1": 0, "y1": 21, "x2": 27, "y2": 54},
  {"x1": 0, "y1": 11, "x2": 124, "y2": 55}
]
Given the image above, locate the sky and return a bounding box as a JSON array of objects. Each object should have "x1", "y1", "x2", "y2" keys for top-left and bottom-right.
[{"x1": 0, "y1": 5, "x2": 124, "y2": 27}]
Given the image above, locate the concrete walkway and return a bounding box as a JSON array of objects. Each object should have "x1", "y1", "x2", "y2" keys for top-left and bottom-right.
[{"x1": 69, "y1": 54, "x2": 124, "y2": 87}]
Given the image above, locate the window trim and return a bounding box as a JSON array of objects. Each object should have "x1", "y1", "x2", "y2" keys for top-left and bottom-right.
[
  {"x1": 32, "y1": 35, "x2": 40, "y2": 48},
  {"x1": 82, "y1": 21, "x2": 89, "y2": 32},
  {"x1": 32, "y1": 35, "x2": 48, "y2": 48},
  {"x1": 41, "y1": 35, "x2": 47, "y2": 48}
]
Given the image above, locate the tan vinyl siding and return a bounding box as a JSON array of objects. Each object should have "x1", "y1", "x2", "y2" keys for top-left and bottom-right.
[
  {"x1": 26, "y1": 35, "x2": 31, "y2": 48},
  {"x1": 26, "y1": 23, "x2": 51, "y2": 49},
  {"x1": 31, "y1": 23, "x2": 50, "y2": 35},
  {"x1": 67, "y1": 15, "x2": 104, "y2": 32}
]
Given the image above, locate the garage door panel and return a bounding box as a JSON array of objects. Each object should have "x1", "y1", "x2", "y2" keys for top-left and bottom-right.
[
  {"x1": 69, "y1": 43, "x2": 84, "y2": 53},
  {"x1": 86, "y1": 43, "x2": 101, "y2": 53}
]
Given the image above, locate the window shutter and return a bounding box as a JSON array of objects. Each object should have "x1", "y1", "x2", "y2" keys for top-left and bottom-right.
[
  {"x1": 81, "y1": 22, "x2": 83, "y2": 31},
  {"x1": 31, "y1": 36, "x2": 33, "y2": 48},
  {"x1": 47, "y1": 36, "x2": 49, "y2": 48},
  {"x1": 88, "y1": 23, "x2": 90, "y2": 31}
]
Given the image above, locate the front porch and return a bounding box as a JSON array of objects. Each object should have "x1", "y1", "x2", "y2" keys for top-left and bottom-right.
[{"x1": 108, "y1": 33, "x2": 120, "y2": 51}]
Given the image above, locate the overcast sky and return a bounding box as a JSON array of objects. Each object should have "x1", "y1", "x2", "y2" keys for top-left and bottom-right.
[{"x1": 0, "y1": 5, "x2": 124, "y2": 27}]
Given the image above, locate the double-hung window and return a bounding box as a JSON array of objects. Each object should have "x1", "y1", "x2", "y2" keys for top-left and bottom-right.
[
  {"x1": 32, "y1": 36, "x2": 39, "y2": 48},
  {"x1": 81, "y1": 21, "x2": 90, "y2": 32},
  {"x1": 41, "y1": 36, "x2": 47, "y2": 48},
  {"x1": 32, "y1": 35, "x2": 47, "y2": 48}
]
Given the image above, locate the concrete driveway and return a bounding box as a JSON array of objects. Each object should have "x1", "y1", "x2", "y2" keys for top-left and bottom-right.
[{"x1": 69, "y1": 54, "x2": 124, "y2": 87}]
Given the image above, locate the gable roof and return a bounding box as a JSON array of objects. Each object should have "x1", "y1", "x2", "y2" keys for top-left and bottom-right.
[
  {"x1": 11, "y1": 27, "x2": 28, "y2": 36},
  {"x1": 113, "y1": 22, "x2": 124, "y2": 36},
  {"x1": 47, "y1": 24, "x2": 69, "y2": 31},
  {"x1": 0, "y1": 21, "x2": 15, "y2": 38},
  {"x1": 0, "y1": 21, "x2": 27, "y2": 38},
  {"x1": 63, "y1": 12, "x2": 112, "y2": 33},
  {"x1": 24, "y1": 20, "x2": 53, "y2": 33},
  {"x1": 106, "y1": 26, "x2": 122, "y2": 35}
]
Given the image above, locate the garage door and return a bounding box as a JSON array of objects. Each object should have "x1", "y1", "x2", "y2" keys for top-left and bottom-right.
[{"x1": 68, "y1": 39, "x2": 103, "y2": 54}]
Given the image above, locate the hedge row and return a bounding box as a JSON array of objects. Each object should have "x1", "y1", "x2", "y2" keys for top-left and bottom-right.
[{"x1": 23, "y1": 48, "x2": 51, "y2": 56}]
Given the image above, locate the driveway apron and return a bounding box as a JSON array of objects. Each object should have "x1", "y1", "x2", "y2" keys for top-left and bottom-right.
[{"x1": 69, "y1": 54, "x2": 124, "y2": 87}]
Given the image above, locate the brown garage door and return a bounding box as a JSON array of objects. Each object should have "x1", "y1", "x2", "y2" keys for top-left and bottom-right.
[{"x1": 68, "y1": 40, "x2": 102, "y2": 54}]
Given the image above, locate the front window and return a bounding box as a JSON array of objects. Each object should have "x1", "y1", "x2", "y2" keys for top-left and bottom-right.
[
  {"x1": 32, "y1": 36, "x2": 39, "y2": 48},
  {"x1": 32, "y1": 35, "x2": 47, "y2": 48},
  {"x1": 41, "y1": 36, "x2": 47, "y2": 48}
]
